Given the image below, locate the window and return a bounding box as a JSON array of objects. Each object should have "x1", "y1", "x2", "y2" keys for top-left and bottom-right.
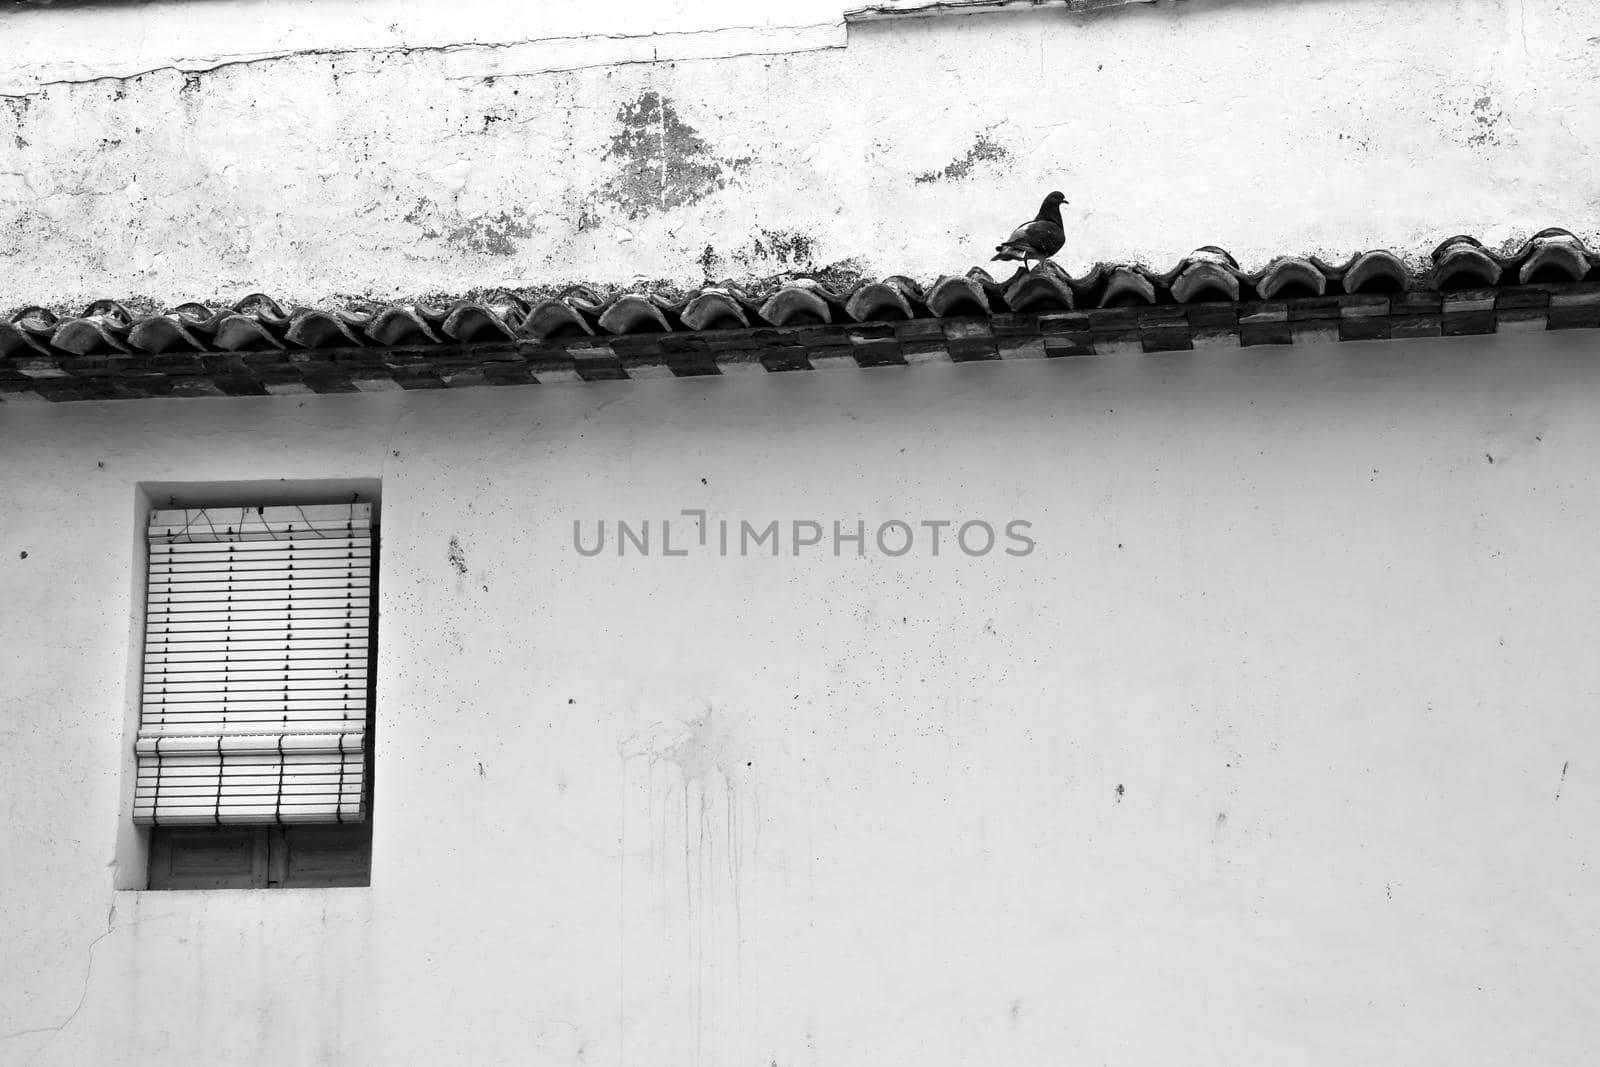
[{"x1": 135, "y1": 502, "x2": 376, "y2": 889}]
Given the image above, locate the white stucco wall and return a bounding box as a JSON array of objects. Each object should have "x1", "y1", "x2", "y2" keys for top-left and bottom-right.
[
  {"x1": 0, "y1": 0, "x2": 846, "y2": 90},
  {"x1": 2, "y1": 0, "x2": 1598, "y2": 310},
  {"x1": 2, "y1": 333, "x2": 1599, "y2": 1064}
]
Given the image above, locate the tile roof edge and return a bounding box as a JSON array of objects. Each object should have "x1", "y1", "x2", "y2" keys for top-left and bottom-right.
[
  {"x1": 9, "y1": 232, "x2": 1600, "y2": 400},
  {"x1": 5, "y1": 283, "x2": 1598, "y2": 403}
]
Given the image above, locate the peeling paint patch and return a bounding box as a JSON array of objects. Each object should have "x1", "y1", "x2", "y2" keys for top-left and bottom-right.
[
  {"x1": 600, "y1": 92, "x2": 750, "y2": 219},
  {"x1": 403, "y1": 197, "x2": 439, "y2": 238},
  {"x1": 445, "y1": 210, "x2": 537, "y2": 256},
  {"x1": 914, "y1": 129, "x2": 1010, "y2": 184},
  {"x1": 406, "y1": 196, "x2": 539, "y2": 256}
]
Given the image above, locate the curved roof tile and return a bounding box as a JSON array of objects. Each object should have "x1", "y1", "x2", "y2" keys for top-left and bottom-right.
[
  {"x1": 680, "y1": 290, "x2": 751, "y2": 331},
  {"x1": 1515, "y1": 228, "x2": 1592, "y2": 285},
  {"x1": 441, "y1": 303, "x2": 518, "y2": 344},
  {"x1": 287, "y1": 309, "x2": 367, "y2": 349},
  {"x1": 759, "y1": 285, "x2": 833, "y2": 327},
  {"x1": 1255, "y1": 256, "x2": 1326, "y2": 300},
  {"x1": 212, "y1": 313, "x2": 287, "y2": 352},
  {"x1": 598, "y1": 294, "x2": 673, "y2": 335},
  {"x1": 522, "y1": 298, "x2": 594, "y2": 340},
  {"x1": 362, "y1": 307, "x2": 437, "y2": 347},
  {"x1": 1431, "y1": 235, "x2": 1503, "y2": 290},
  {"x1": 1003, "y1": 268, "x2": 1076, "y2": 313},
  {"x1": 52, "y1": 317, "x2": 131, "y2": 356},
  {"x1": 1099, "y1": 266, "x2": 1156, "y2": 308},
  {"x1": 924, "y1": 275, "x2": 991, "y2": 317},
  {"x1": 128, "y1": 315, "x2": 208, "y2": 354},
  {"x1": 845, "y1": 281, "x2": 916, "y2": 322},
  {"x1": 1337, "y1": 249, "x2": 1410, "y2": 295},
  {"x1": 1170, "y1": 248, "x2": 1244, "y2": 304}
]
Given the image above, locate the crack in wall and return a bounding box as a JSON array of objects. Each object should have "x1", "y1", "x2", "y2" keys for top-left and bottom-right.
[
  {"x1": 0, "y1": 22, "x2": 847, "y2": 101},
  {"x1": 1, "y1": 907, "x2": 134, "y2": 1062}
]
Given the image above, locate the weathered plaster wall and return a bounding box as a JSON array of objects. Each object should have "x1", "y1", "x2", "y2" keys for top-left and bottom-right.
[
  {"x1": 2, "y1": 0, "x2": 1598, "y2": 310},
  {"x1": 0, "y1": 0, "x2": 847, "y2": 92},
  {"x1": 3, "y1": 334, "x2": 1600, "y2": 1064}
]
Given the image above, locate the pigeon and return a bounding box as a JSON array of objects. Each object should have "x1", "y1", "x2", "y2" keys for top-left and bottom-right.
[{"x1": 991, "y1": 190, "x2": 1068, "y2": 270}]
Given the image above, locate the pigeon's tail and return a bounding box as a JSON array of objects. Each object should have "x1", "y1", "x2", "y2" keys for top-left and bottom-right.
[{"x1": 992, "y1": 243, "x2": 1029, "y2": 262}]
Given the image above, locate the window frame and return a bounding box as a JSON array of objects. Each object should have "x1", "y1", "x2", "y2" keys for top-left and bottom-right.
[{"x1": 121, "y1": 481, "x2": 382, "y2": 891}]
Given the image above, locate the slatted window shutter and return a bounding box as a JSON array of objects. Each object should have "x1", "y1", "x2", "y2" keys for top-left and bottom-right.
[{"x1": 134, "y1": 503, "x2": 374, "y2": 827}]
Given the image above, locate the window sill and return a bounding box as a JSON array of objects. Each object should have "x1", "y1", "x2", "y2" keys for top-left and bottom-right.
[{"x1": 118, "y1": 885, "x2": 373, "y2": 895}]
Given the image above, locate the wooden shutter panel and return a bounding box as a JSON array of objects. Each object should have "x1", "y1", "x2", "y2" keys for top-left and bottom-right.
[
  {"x1": 134, "y1": 503, "x2": 373, "y2": 827},
  {"x1": 148, "y1": 827, "x2": 269, "y2": 890},
  {"x1": 280, "y1": 823, "x2": 374, "y2": 888}
]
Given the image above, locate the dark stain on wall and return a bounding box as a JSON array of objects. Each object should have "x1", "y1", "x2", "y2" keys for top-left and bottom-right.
[
  {"x1": 751, "y1": 229, "x2": 814, "y2": 265},
  {"x1": 4, "y1": 97, "x2": 30, "y2": 125},
  {"x1": 1467, "y1": 94, "x2": 1505, "y2": 147},
  {"x1": 578, "y1": 202, "x2": 602, "y2": 233},
  {"x1": 600, "y1": 92, "x2": 751, "y2": 219},
  {"x1": 914, "y1": 130, "x2": 1010, "y2": 184},
  {"x1": 3, "y1": 96, "x2": 29, "y2": 151},
  {"x1": 730, "y1": 229, "x2": 823, "y2": 274},
  {"x1": 698, "y1": 244, "x2": 722, "y2": 278}
]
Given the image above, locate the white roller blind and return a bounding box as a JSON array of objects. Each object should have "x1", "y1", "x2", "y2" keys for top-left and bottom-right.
[{"x1": 134, "y1": 503, "x2": 374, "y2": 826}]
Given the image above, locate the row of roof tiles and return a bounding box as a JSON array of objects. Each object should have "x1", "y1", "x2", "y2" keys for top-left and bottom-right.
[
  {"x1": 3, "y1": 231, "x2": 1599, "y2": 402},
  {"x1": 5, "y1": 283, "x2": 1598, "y2": 401},
  {"x1": 2, "y1": 232, "x2": 1596, "y2": 362}
]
